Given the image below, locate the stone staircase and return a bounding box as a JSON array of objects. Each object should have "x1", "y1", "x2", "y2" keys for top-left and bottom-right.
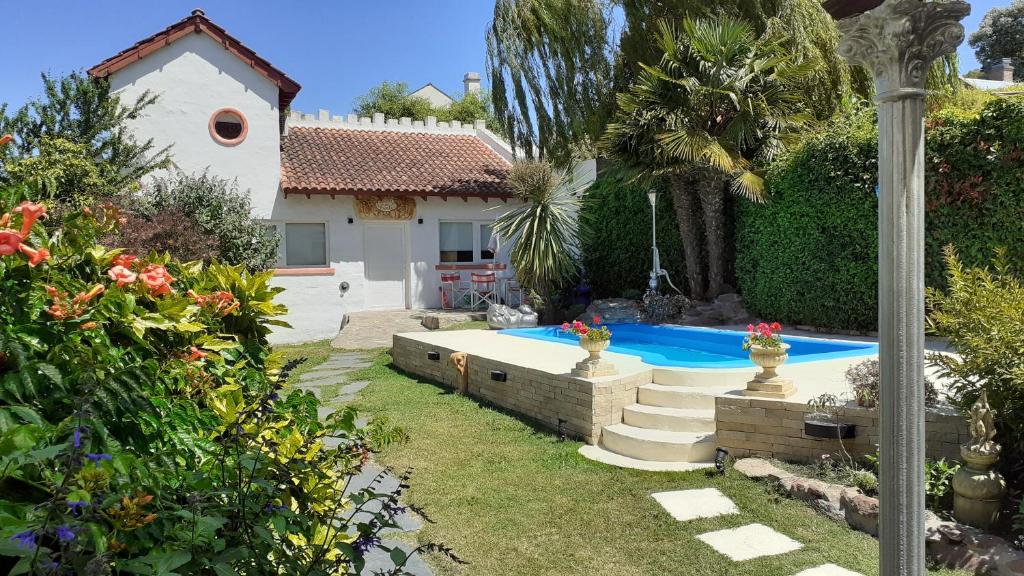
[{"x1": 580, "y1": 382, "x2": 736, "y2": 471}]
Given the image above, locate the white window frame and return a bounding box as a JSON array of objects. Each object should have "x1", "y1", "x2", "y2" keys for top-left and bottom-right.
[
  {"x1": 439, "y1": 220, "x2": 497, "y2": 264},
  {"x1": 264, "y1": 221, "x2": 331, "y2": 268}
]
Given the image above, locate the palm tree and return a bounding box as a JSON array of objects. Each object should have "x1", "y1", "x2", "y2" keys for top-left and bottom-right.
[
  {"x1": 601, "y1": 17, "x2": 811, "y2": 299},
  {"x1": 492, "y1": 160, "x2": 584, "y2": 315}
]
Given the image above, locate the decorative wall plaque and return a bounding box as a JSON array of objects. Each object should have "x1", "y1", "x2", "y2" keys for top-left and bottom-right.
[{"x1": 354, "y1": 195, "x2": 416, "y2": 220}]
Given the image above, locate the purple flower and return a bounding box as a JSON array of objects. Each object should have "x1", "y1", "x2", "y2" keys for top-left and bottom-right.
[
  {"x1": 85, "y1": 453, "x2": 111, "y2": 464},
  {"x1": 353, "y1": 534, "x2": 382, "y2": 554},
  {"x1": 73, "y1": 427, "x2": 82, "y2": 449},
  {"x1": 55, "y1": 525, "x2": 76, "y2": 543},
  {"x1": 67, "y1": 500, "x2": 89, "y2": 516},
  {"x1": 264, "y1": 503, "x2": 288, "y2": 514},
  {"x1": 10, "y1": 530, "x2": 36, "y2": 550}
]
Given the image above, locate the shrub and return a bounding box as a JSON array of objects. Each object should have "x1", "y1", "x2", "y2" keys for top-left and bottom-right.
[
  {"x1": 0, "y1": 188, "x2": 414, "y2": 573},
  {"x1": 580, "y1": 176, "x2": 687, "y2": 299},
  {"x1": 845, "y1": 358, "x2": 939, "y2": 408},
  {"x1": 927, "y1": 246, "x2": 1024, "y2": 488},
  {"x1": 736, "y1": 97, "x2": 1024, "y2": 330},
  {"x1": 105, "y1": 204, "x2": 221, "y2": 263},
  {"x1": 924, "y1": 458, "x2": 960, "y2": 513},
  {"x1": 131, "y1": 171, "x2": 279, "y2": 271}
]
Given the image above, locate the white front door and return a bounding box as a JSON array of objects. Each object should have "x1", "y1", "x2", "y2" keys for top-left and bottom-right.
[{"x1": 363, "y1": 223, "x2": 408, "y2": 309}]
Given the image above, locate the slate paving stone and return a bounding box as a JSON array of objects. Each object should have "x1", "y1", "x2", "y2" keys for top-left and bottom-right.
[
  {"x1": 361, "y1": 540, "x2": 432, "y2": 576},
  {"x1": 317, "y1": 406, "x2": 337, "y2": 420},
  {"x1": 651, "y1": 488, "x2": 739, "y2": 522},
  {"x1": 696, "y1": 523, "x2": 803, "y2": 561},
  {"x1": 793, "y1": 565, "x2": 864, "y2": 576},
  {"x1": 339, "y1": 380, "x2": 370, "y2": 395},
  {"x1": 300, "y1": 370, "x2": 348, "y2": 383}
]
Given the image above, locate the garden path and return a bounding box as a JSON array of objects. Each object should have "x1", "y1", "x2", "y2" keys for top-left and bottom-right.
[{"x1": 298, "y1": 350, "x2": 434, "y2": 576}]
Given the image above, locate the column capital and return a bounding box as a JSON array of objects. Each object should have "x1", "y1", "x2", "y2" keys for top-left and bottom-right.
[{"x1": 837, "y1": 0, "x2": 969, "y2": 98}]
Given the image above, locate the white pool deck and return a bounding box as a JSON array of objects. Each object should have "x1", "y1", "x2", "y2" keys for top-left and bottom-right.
[{"x1": 397, "y1": 328, "x2": 876, "y2": 404}]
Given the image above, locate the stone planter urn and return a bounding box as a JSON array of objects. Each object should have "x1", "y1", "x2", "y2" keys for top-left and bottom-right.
[
  {"x1": 571, "y1": 336, "x2": 617, "y2": 378},
  {"x1": 952, "y1": 390, "x2": 1006, "y2": 529},
  {"x1": 743, "y1": 343, "x2": 796, "y2": 399}
]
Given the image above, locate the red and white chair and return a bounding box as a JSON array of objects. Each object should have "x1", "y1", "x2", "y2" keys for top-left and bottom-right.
[
  {"x1": 470, "y1": 272, "x2": 499, "y2": 310},
  {"x1": 439, "y1": 273, "x2": 469, "y2": 310}
]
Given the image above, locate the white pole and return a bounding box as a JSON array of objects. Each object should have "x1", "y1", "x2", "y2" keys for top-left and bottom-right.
[
  {"x1": 648, "y1": 190, "x2": 659, "y2": 291},
  {"x1": 836, "y1": 1, "x2": 968, "y2": 573}
]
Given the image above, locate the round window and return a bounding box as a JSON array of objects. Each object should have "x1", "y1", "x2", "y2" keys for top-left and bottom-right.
[{"x1": 208, "y1": 108, "x2": 248, "y2": 146}]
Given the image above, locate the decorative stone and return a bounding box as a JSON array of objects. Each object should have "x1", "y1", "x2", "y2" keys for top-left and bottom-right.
[
  {"x1": 486, "y1": 304, "x2": 539, "y2": 329},
  {"x1": 840, "y1": 491, "x2": 879, "y2": 537},
  {"x1": 952, "y1": 390, "x2": 1006, "y2": 529},
  {"x1": 580, "y1": 298, "x2": 642, "y2": 324},
  {"x1": 571, "y1": 337, "x2": 616, "y2": 378},
  {"x1": 743, "y1": 344, "x2": 795, "y2": 399},
  {"x1": 449, "y1": 352, "x2": 469, "y2": 395}
]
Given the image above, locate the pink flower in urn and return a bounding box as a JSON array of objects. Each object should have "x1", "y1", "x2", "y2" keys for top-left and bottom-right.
[
  {"x1": 561, "y1": 322, "x2": 570, "y2": 331},
  {"x1": 592, "y1": 315, "x2": 602, "y2": 325}
]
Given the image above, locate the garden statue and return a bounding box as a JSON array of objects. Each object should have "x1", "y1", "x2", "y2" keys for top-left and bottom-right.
[
  {"x1": 449, "y1": 352, "x2": 469, "y2": 395},
  {"x1": 952, "y1": 390, "x2": 1006, "y2": 529},
  {"x1": 486, "y1": 304, "x2": 538, "y2": 329}
]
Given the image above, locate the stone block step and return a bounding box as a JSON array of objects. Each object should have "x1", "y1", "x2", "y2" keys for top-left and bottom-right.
[
  {"x1": 577, "y1": 444, "x2": 713, "y2": 472},
  {"x1": 623, "y1": 404, "x2": 716, "y2": 433},
  {"x1": 638, "y1": 384, "x2": 732, "y2": 410},
  {"x1": 600, "y1": 423, "x2": 717, "y2": 462}
]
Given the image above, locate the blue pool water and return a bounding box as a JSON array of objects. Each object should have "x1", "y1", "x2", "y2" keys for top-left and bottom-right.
[{"x1": 500, "y1": 324, "x2": 878, "y2": 368}]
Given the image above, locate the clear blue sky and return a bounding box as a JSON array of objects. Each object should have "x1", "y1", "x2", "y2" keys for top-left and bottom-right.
[
  {"x1": 1, "y1": 0, "x2": 494, "y2": 114},
  {"x1": 0, "y1": 0, "x2": 1012, "y2": 114}
]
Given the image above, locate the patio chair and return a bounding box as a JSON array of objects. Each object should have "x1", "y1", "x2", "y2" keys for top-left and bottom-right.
[
  {"x1": 440, "y1": 272, "x2": 470, "y2": 310},
  {"x1": 470, "y1": 272, "x2": 499, "y2": 310},
  {"x1": 504, "y1": 279, "x2": 524, "y2": 308}
]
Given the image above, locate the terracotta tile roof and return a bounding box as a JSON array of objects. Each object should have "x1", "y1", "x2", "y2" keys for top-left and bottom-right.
[
  {"x1": 281, "y1": 127, "x2": 513, "y2": 198},
  {"x1": 88, "y1": 9, "x2": 300, "y2": 110}
]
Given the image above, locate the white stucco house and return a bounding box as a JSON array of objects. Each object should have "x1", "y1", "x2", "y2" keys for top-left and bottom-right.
[{"x1": 87, "y1": 9, "x2": 528, "y2": 343}]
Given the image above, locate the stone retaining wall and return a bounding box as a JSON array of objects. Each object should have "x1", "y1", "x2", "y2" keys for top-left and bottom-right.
[
  {"x1": 392, "y1": 334, "x2": 651, "y2": 443},
  {"x1": 715, "y1": 396, "x2": 968, "y2": 463}
]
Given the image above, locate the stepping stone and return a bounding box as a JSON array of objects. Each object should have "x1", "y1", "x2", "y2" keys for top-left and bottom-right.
[
  {"x1": 299, "y1": 371, "x2": 345, "y2": 383},
  {"x1": 318, "y1": 406, "x2": 337, "y2": 420},
  {"x1": 794, "y1": 565, "x2": 864, "y2": 576},
  {"x1": 360, "y1": 539, "x2": 433, "y2": 575},
  {"x1": 339, "y1": 380, "x2": 370, "y2": 395},
  {"x1": 651, "y1": 488, "x2": 738, "y2": 522},
  {"x1": 696, "y1": 523, "x2": 803, "y2": 561}
]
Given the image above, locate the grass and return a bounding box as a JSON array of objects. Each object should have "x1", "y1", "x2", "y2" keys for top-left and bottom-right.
[
  {"x1": 441, "y1": 320, "x2": 489, "y2": 331},
  {"x1": 273, "y1": 342, "x2": 970, "y2": 576}
]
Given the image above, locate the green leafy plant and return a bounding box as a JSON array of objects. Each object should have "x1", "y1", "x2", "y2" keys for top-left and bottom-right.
[
  {"x1": 924, "y1": 458, "x2": 961, "y2": 513},
  {"x1": 0, "y1": 181, "x2": 431, "y2": 574},
  {"x1": 927, "y1": 245, "x2": 1024, "y2": 490},
  {"x1": 845, "y1": 358, "x2": 939, "y2": 408},
  {"x1": 492, "y1": 160, "x2": 584, "y2": 316}
]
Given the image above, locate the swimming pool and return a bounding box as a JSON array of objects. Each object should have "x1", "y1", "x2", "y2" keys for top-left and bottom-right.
[{"x1": 500, "y1": 324, "x2": 878, "y2": 368}]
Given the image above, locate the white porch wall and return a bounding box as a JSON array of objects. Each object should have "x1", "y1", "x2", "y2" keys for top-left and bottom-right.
[
  {"x1": 267, "y1": 195, "x2": 516, "y2": 344},
  {"x1": 106, "y1": 32, "x2": 282, "y2": 213}
]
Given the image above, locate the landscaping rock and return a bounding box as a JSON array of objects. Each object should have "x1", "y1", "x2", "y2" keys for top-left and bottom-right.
[
  {"x1": 580, "y1": 298, "x2": 643, "y2": 324},
  {"x1": 840, "y1": 492, "x2": 879, "y2": 536}
]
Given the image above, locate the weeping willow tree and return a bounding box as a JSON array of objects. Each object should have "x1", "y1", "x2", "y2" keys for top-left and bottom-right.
[{"x1": 486, "y1": 0, "x2": 617, "y2": 166}]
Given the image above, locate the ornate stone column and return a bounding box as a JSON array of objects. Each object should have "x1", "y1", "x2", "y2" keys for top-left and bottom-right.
[{"x1": 836, "y1": 1, "x2": 968, "y2": 574}]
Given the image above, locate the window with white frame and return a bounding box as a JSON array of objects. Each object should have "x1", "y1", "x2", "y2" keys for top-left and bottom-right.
[
  {"x1": 265, "y1": 222, "x2": 328, "y2": 267},
  {"x1": 439, "y1": 221, "x2": 496, "y2": 264}
]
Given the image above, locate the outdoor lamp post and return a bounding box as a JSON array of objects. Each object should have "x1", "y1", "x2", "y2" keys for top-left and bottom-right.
[
  {"x1": 647, "y1": 189, "x2": 659, "y2": 292},
  {"x1": 825, "y1": 0, "x2": 969, "y2": 574}
]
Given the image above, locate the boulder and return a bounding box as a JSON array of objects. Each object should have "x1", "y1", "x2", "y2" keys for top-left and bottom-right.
[
  {"x1": 580, "y1": 298, "x2": 643, "y2": 324},
  {"x1": 840, "y1": 491, "x2": 879, "y2": 536},
  {"x1": 487, "y1": 304, "x2": 539, "y2": 329}
]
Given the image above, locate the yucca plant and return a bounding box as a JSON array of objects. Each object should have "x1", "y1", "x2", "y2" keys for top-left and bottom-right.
[
  {"x1": 602, "y1": 17, "x2": 811, "y2": 299},
  {"x1": 492, "y1": 160, "x2": 584, "y2": 316}
]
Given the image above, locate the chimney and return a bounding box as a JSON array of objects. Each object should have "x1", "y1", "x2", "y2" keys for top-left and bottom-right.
[
  {"x1": 463, "y1": 72, "x2": 481, "y2": 96},
  {"x1": 989, "y1": 58, "x2": 1015, "y2": 82}
]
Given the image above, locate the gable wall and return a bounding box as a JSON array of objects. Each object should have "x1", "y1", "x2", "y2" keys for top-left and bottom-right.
[{"x1": 106, "y1": 32, "x2": 281, "y2": 217}]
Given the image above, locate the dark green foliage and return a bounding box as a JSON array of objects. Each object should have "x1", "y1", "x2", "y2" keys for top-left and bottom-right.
[
  {"x1": 128, "y1": 171, "x2": 280, "y2": 271},
  {"x1": 0, "y1": 72, "x2": 170, "y2": 198},
  {"x1": 735, "y1": 109, "x2": 880, "y2": 329},
  {"x1": 736, "y1": 97, "x2": 1024, "y2": 330},
  {"x1": 969, "y1": 0, "x2": 1024, "y2": 80},
  {"x1": 580, "y1": 176, "x2": 687, "y2": 298},
  {"x1": 353, "y1": 81, "x2": 503, "y2": 136}
]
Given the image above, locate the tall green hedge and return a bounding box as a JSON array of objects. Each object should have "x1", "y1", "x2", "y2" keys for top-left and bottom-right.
[
  {"x1": 580, "y1": 176, "x2": 688, "y2": 298},
  {"x1": 737, "y1": 98, "x2": 1024, "y2": 330}
]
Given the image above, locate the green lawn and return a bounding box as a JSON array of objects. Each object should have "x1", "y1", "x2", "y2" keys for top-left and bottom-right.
[{"x1": 275, "y1": 341, "x2": 969, "y2": 576}]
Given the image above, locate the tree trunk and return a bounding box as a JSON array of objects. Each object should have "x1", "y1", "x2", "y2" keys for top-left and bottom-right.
[
  {"x1": 668, "y1": 173, "x2": 705, "y2": 299},
  {"x1": 697, "y1": 170, "x2": 727, "y2": 299}
]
